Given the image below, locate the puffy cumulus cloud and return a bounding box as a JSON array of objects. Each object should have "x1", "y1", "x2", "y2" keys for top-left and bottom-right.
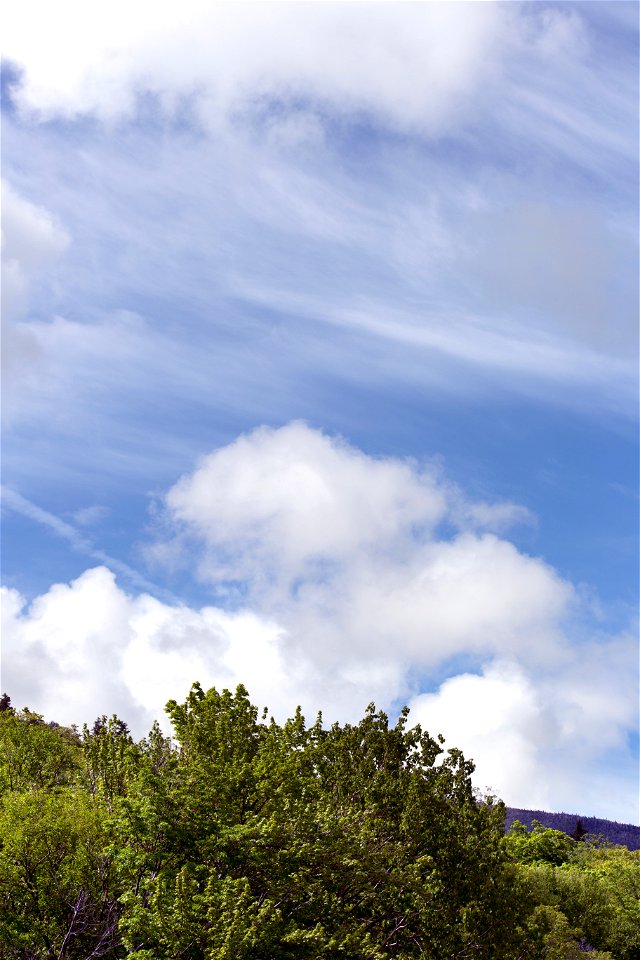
[
  {"x1": 1, "y1": 568, "x2": 136, "y2": 726},
  {"x1": 2, "y1": 424, "x2": 637, "y2": 818},
  {"x1": 147, "y1": 422, "x2": 638, "y2": 820},
  {"x1": 159, "y1": 422, "x2": 571, "y2": 669},
  {"x1": 2, "y1": 1, "x2": 595, "y2": 142},
  {"x1": 2, "y1": 569, "x2": 636, "y2": 821},
  {"x1": 166, "y1": 421, "x2": 448, "y2": 584},
  {"x1": 0, "y1": 564, "x2": 405, "y2": 734},
  {"x1": 343, "y1": 533, "x2": 571, "y2": 667},
  {"x1": 410, "y1": 662, "x2": 553, "y2": 808},
  {"x1": 409, "y1": 645, "x2": 639, "y2": 824},
  {"x1": 1, "y1": 566, "x2": 292, "y2": 732}
]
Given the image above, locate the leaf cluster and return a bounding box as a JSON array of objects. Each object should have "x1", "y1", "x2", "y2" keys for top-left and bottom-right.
[
  {"x1": 506, "y1": 820, "x2": 640, "y2": 958},
  {"x1": 0, "y1": 690, "x2": 637, "y2": 959}
]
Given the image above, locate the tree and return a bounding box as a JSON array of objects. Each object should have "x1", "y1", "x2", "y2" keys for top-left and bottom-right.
[
  {"x1": 0, "y1": 706, "x2": 80, "y2": 795},
  {"x1": 569, "y1": 819, "x2": 588, "y2": 842},
  {"x1": 505, "y1": 820, "x2": 576, "y2": 867},
  {"x1": 570, "y1": 844, "x2": 640, "y2": 959},
  {"x1": 118, "y1": 684, "x2": 531, "y2": 959},
  {"x1": 4, "y1": 683, "x2": 636, "y2": 958},
  {"x1": 508, "y1": 821, "x2": 640, "y2": 958},
  {"x1": 0, "y1": 788, "x2": 119, "y2": 959},
  {"x1": 81, "y1": 715, "x2": 139, "y2": 807}
]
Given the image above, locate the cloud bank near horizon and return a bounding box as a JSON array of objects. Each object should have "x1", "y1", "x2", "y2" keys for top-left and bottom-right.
[{"x1": 2, "y1": 424, "x2": 637, "y2": 822}]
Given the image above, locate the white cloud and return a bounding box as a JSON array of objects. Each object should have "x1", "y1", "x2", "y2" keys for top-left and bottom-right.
[
  {"x1": 1, "y1": 568, "x2": 137, "y2": 726},
  {"x1": 411, "y1": 662, "x2": 553, "y2": 808},
  {"x1": 158, "y1": 423, "x2": 572, "y2": 670},
  {"x1": 5, "y1": 2, "x2": 631, "y2": 189},
  {"x1": 72, "y1": 505, "x2": 110, "y2": 528},
  {"x1": 2, "y1": 424, "x2": 637, "y2": 820},
  {"x1": 2, "y1": 567, "x2": 636, "y2": 822},
  {"x1": 409, "y1": 647, "x2": 639, "y2": 823},
  {"x1": 5, "y1": 1, "x2": 621, "y2": 176},
  {"x1": 3, "y1": 3, "x2": 505, "y2": 133},
  {"x1": 1, "y1": 566, "x2": 288, "y2": 732},
  {"x1": 1, "y1": 180, "x2": 70, "y2": 318},
  {"x1": 449, "y1": 496, "x2": 534, "y2": 534},
  {"x1": 1, "y1": 182, "x2": 72, "y2": 422},
  {"x1": 165, "y1": 421, "x2": 447, "y2": 583}
]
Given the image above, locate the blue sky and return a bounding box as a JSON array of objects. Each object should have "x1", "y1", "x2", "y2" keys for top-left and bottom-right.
[{"x1": 1, "y1": 1, "x2": 638, "y2": 821}]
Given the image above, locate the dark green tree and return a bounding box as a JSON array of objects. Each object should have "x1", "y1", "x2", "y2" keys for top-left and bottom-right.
[{"x1": 118, "y1": 684, "x2": 530, "y2": 959}]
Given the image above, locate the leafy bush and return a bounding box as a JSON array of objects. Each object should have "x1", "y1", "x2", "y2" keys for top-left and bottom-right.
[{"x1": 507, "y1": 820, "x2": 640, "y2": 959}]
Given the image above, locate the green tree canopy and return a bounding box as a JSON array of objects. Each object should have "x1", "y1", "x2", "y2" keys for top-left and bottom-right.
[
  {"x1": 1, "y1": 685, "x2": 638, "y2": 959},
  {"x1": 118, "y1": 684, "x2": 526, "y2": 959}
]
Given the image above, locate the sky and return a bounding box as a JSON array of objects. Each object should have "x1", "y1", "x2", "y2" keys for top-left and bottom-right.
[{"x1": 1, "y1": 1, "x2": 638, "y2": 823}]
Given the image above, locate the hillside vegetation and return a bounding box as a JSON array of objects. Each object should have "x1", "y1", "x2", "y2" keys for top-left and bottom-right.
[
  {"x1": 505, "y1": 808, "x2": 640, "y2": 853},
  {"x1": 0, "y1": 686, "x2": 638, "y2": 959}
]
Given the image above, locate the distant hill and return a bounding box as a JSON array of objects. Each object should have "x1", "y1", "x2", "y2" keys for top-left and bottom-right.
[{"x1": 505, "y1": 807, "x2": 640, "y2": 851}]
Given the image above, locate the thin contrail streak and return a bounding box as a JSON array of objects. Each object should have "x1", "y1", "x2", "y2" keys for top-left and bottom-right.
[{"x1": 1, "y1": 485, "x2": 180, "y2": 604}]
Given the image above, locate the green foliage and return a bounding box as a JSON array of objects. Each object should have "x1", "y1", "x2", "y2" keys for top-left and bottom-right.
[
  {"x1": 119, "y1": 686, "x2": 527, "y2": 959},
  {"x1": 525, "y1": 905, "x2": 612, "y2": 959},
  {"x1": 569, "y1": 844, "x2": 640, "y2": 959},
  {"x1": 0, "y1": 788, "x2": 120, "y2": 958},
  {"x1": 509, "y1": 821, "x2": 640, "y2": 959},
  {"x1": 0, "y1": 707, "x2": 80, "y2": 795},
  {"x1": 81, "y1": 715, "x2": 139, "y2": 807},
  {"x1": 0, "y1": 685, "x2": 637, "y2": 959},
  {"x1": 506, "y1": 820, "x2": 576, "y2": 866}
]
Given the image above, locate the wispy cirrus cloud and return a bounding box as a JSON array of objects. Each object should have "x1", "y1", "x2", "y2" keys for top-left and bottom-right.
[
  {"x1": 1, "y1": 179, "x2": 70, "y2": 319},
  {"x1": 0, "y1": 486, "x2": 174, "y2": 600},
  {"x1": 2, "y1": 127, "x2": 635, "y2": 461},
  {"x1": 1, "y1": 2, "x2": 636, "y2": 486}
]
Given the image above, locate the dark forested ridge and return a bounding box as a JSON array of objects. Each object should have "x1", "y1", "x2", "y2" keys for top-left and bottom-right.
[
  {"x1": 0, "y1": 687, "x2": 638, "y2": 959},
  {"x1": 505, "y1": 808, "x2": 640, "y2": 852}
]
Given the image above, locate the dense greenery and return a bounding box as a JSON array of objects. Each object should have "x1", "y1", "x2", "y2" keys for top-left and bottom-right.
[
  {"x1": 505, "y1": 821, "x2": 640, "y2": 960},
  {"x1": 0, "y1": 687, "x2": 637, "y2": 959},
  {"x1": 504, "y1": 809, "x2": 640, "y2": 852}
]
